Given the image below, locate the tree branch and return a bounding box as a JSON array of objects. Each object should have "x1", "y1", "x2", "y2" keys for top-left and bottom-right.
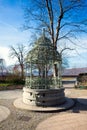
[
  {"x1": 46, "y1": 0, "x2": 54, "y2": 43},
  {"x1": 55, "y1": 0, "x2": 64, "y2": 47}
]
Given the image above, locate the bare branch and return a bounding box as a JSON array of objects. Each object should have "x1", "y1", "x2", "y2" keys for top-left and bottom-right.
[
  {"x1": 45, "y1": 0, "x2": 54, "y2": 43},
  {"x1": 60, "y1": 47, "x2": 74, "y2": 55},
  {"x1": 9, "y1": 44, "x2": 27, "y2": 79},
  {"x1": 55, "y1": 0, "x2": 64, "y2": 46}
]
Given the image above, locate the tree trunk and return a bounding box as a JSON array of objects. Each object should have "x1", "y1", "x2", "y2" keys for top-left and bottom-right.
[
  {"x1": 53, "y1": 64, "x2": 58, "y2": 77},
  {"x1": 20, "y1": 64, "x2": 24, "y2": 79}
]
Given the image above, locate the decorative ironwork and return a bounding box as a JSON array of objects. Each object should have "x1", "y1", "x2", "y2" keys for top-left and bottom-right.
[{"x1": 25, "y1": 31, "x2": 62, "y2": 89}]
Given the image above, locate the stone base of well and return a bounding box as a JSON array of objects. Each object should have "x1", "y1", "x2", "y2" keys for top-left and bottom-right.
[
  {"x1": 14, "y1": 97, "x2": 74, "y2": 112},
  {"x1": 23, "y1": 87, "x2": 65, "y2": 107}
]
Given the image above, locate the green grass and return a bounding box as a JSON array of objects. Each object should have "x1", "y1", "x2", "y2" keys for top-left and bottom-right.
[
  {"x1": 0, "y1": 83, "x2": 12, "y2": 87},
  {"x1": 79, "y1": 86, "x2": 87, "y2": 89}
]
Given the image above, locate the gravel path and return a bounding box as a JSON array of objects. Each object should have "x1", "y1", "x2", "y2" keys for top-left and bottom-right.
[
  {"x1": 0, "y1": 88, "x2": 87, "y2": 130},
  {"x1": 0, "y1": 99, "x2": 54, "y2": 130}
]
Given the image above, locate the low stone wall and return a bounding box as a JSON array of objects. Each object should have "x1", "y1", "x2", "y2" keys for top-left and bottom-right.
[{"x1": 23, "y1": 87, "x2": 65, "y2": 107}]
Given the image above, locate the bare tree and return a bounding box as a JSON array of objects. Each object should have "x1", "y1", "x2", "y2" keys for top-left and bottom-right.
[
  {"x1": 24, "y1": 0, "x2": 87, "y2": 76},
  {"x1": 9, "y1": 44, "x2": 27, "y2": 79},
  {"x1": 0, "y1": 58, "x2": 7, "y2": 76}
]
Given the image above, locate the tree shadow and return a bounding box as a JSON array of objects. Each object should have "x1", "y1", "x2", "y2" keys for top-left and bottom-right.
[{"x1": 69, "y1": 98, "x2": 87, "y2": 113}]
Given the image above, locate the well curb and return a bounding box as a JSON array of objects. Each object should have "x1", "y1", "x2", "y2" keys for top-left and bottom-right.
[{"x1": 13, "y1": 97, "x2": 75, "y2": 112}]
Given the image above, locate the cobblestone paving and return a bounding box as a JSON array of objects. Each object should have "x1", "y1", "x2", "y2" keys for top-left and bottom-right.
[
  {"x1": 0, "y1": 89, "x2": 87, "y2": 130},
  {"x1": 36, "y1": 113, "x2": 87, "y2": 130}
]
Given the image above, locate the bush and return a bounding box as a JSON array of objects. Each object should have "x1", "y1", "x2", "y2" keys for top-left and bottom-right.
[
  {"x1": 0, "y1": 83, "x2": 11, "y2": 87},
  {"x1": 12, "y1": 78, "x2": 25, "y2": 85},
  {"x1": 0, "y1": 74, "x2": 25, "y2": 85},
  {"x1": 79, "y1": 86, "x2": 87, "y2": 89}
]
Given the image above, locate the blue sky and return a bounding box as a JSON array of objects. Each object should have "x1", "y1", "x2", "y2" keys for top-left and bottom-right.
[
  {"x1": 0, "y1": 0, "x2": 30, "y2": 47},
  {"x1": 0, "y1": 0, "x2": 87, "y2": 68},
  {"x1": 0, "y1": 0, "x2": 31, "y2": 65}
]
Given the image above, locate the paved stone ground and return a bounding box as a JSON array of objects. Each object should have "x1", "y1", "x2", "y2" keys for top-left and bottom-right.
[
  {"x1": 0, "y1": 89, "x2": 22, "y2": 124},
  {"x1": 0, "y1": 106, "x2": 10, "y2": 122},
  {"x1": 36, "y1": 113, "x2": 87, "y2": 130},
  {"x1": 36, "y1": 89, "x2": 87, "y2": 130},
  {"x1": 0, "y1": 88, "x2": 87, "y2": 130},
  {"x1": 77, "y1": 96, "x2": 87, "y2": 105},
  {"x1": 65, "y1": 88, "x2": 87, "y2": 98},
  {"x1": 0, "y1": 89, "x2": 22, "y2": 99}
]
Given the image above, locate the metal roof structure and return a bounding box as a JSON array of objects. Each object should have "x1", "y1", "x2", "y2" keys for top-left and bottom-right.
[
  {"x1": 26, "y1": 34, "x2": 61, "y2": 64},
  {"x1": 25, "y1": 33, "x2": 62, "y2": 89}
]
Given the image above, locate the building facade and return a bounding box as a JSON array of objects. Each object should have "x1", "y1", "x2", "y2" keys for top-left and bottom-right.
[{"x1": 62, "y1": 67, "x2": 87, "y2": 88}]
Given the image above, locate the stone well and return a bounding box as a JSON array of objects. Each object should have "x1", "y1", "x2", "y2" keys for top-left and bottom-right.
[
  {"x1": 14, "y1": 32, "x2": 75, "y2": 112},
  {"x1": 23, "y1": 32, "x2": 66, "y2": 108},
  {"x1": 23, "y1": 87, "x2": 65, "y2": 107}
]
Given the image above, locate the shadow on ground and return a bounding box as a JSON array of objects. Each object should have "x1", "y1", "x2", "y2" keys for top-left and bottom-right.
[{"x1": 69, "y1": 98, "x2": 87, "y2": 113}]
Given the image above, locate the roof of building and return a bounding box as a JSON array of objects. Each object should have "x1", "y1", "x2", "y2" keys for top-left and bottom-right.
[{"x1": 62, "y1": 67, "x2": 87, "y2": 76}]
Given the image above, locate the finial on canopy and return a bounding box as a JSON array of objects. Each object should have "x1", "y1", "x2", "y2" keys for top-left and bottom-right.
[{"x1": 43, "y1": 28, "x2": 45, "y2": 37}]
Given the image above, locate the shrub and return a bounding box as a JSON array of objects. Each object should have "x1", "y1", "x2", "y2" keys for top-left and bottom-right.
[{"x1": 0, "y1": 74, "x2": 25, "y2": 85}]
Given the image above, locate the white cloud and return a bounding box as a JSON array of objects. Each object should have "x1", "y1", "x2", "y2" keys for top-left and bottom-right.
[
  {"x1": 0, "y1": 22, "x2": 31, "y2": 66},
  {"x1": 0, "y1": 1, "x2": 31, "y2": 66},
  {"x1": 0, "y1": 46, "x2": 17, "y2": 66},
  {"x1": 0, "y1": 21, "x2": 31, "y2": 46}
]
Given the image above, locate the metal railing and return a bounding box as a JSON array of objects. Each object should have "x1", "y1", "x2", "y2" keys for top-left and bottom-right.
[{"x1": 25, "y1": 77, "x2": 62, "y2": 89}]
